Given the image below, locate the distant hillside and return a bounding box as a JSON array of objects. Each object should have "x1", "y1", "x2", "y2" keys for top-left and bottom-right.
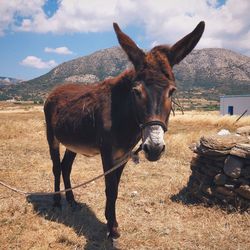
[
  {"x1": 175, "y1": 48, "x2": 250, "y2": 100},
  {"x1": 1, "y1": 47, "x2": 250, "y2": 101},
  {"x1": 0, "y1": 77, "x2": 22, "y2": 87}
]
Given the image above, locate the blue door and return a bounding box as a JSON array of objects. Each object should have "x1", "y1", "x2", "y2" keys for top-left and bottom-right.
[{"x1": 228, "y1": 106, "x2": 233, "y2": 115}]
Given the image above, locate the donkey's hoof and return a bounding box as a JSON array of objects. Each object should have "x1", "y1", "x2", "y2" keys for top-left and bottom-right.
[{"x1": 107, "y1": 227, "x2": 120, "y2": 239}]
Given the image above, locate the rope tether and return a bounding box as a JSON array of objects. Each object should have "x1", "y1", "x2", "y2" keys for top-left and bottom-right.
[{"x1": 0, "y1": 148, "x2": 142, "y2": 197}]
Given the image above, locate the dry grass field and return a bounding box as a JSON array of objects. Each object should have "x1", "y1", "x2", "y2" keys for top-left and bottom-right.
[{"x1": 0, "y1": 103, "x2": 250, "y2": 250}]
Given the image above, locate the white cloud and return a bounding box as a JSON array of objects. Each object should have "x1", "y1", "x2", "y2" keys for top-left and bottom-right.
[
  {"x1": 0, "y1": 0, "x2": 46, "y2": 35},
  {"x1": 0, "y1": 0, "x2": 249, "y2": 56},
  {"x1": 20, "y1": 56, "x2": 57, "y2": 69},
  {"x1": 44, "y1": 46, "x2": 73, "y2": 55}
]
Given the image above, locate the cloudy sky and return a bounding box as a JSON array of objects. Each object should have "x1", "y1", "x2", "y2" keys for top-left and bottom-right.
[{"x1": 0, "y1": 0, "x2": 249, "y2": 80}]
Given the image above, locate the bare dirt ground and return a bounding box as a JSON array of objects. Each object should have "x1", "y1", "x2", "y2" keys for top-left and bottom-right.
[{"x1": 0, "y1": 104, "x2": 250, "y2": 250}]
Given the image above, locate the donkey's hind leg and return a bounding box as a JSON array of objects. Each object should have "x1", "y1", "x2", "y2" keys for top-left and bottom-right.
[
  {"x1": 49, "y1": 141, "x2": 62, "y2": 207},
  {"x1": 44, "y1": 103, "x2": 62, "y2": 207},
  {"x1": 46, "y1": 121, "x2": 62, "y2": 207},
  {"x1": 61, "y1": 149, "x2": 77, "y2": 206}
]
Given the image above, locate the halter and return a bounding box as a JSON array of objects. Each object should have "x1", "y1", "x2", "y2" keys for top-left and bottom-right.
[{"x1": 140, "y1": 120, "x2": 168, "y2": 132}]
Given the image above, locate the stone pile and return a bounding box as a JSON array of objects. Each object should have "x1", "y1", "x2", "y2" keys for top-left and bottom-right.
[{"x1": 188, "y1": 126, "x2": 250, "y2": 211}]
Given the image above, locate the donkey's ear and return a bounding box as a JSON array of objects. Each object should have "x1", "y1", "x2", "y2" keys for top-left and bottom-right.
[
  {"x1": 113, "y1": 23, "x2": 145, "y2": 70},
  {"x1": 169, "y1": 21, "x2": 205, "y2": 66}
]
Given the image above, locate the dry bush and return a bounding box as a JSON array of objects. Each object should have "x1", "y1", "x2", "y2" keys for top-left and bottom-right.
[{"x1": 0, "y1": 107, "x2": 250, "y2": 250}]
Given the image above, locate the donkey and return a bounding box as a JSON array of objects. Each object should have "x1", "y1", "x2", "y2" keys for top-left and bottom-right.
[{"x1": 44, "y1": 21, "x2": 205, "y2": 239}]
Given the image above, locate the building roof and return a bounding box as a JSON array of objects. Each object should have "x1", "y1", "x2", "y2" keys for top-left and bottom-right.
[{"x1": 220, "y1": 94, "x2": 250, "y2": 98}]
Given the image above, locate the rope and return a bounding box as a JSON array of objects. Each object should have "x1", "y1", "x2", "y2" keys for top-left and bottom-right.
[
  {"x1": 0, "y1": 150, "x2": 141, "y2": 197},
  {"x1": 234, "y1": 109, "x2": 248, "y2": 124}
]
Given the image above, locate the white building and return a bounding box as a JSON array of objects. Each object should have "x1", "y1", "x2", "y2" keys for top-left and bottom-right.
[{"x1": 220, "y1": 95, "x2": 250, "y2": 116}]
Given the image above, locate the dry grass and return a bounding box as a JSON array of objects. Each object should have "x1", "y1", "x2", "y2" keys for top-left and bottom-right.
[{"x1": 0, "y1": 106, "x2": 250, "y2": 250}]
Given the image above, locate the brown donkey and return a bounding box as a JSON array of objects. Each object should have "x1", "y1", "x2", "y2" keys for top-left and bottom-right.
[{"x1": 44, "y1": 22, "x2": 205, "y2": 239}]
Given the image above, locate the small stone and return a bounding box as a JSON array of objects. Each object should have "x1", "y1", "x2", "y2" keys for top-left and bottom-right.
[
  {"x1": 216, "y1": 186, "x2": 236, "y2": 197},
  {"x1": 201, "y1": 184, "x2": 213, "y2": 196},
  {"x1": 217, "y1": 129, "x2": 231, "y2": 136},
  {"x1": 159, "y1": 228, "x2": 170, "y2": 236},
  {"x1": 144, "y1": 207, "x2": 152, "y2": 214},
  {"x1": 131, "y1": 191, "x2": 138, "y2": 197},
  {"x1": 224, "y1": 155, "x2": 244, "y2": 178},
  {"x1": 224, "y1": 184, "x2": 235, "y2": 190}
]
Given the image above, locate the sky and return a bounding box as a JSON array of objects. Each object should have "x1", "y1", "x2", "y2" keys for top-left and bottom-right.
[{"x1": 0, "y1": 0, "x2": 249, "y2": 80}]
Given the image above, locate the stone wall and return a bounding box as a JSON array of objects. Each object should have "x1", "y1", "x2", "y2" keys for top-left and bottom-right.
[{"x1": 187, "y1": 126, "x2": 250, "y2": 211}]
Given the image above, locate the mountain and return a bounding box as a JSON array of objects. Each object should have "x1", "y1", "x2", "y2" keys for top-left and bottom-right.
[
  {"x1": 174, "y1": 48, "x2": 250, "y2": 100},
  {"x1": 1, "y1": 47, "x2": 250, "y2": 101},
  {"x1": 0, "y1": 77, "x2": 22, "y2": 86}
]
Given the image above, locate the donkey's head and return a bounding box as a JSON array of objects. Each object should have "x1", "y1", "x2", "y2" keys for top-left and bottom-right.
[{"x1": 114, "y1": 22, "x2": 205, "y2": 161}]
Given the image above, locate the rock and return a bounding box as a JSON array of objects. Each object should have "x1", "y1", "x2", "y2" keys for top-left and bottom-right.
[
  {"x1": 195, "y1": 144, "x2": 231, "y2": 156},
  {"x1": 236, "y1": 126, "x2": 250, "y2": 136},
  {"x1": 230, "y1": 143, "x2": 250, "y2": 159},
  {"x1": 189, "y1": 132, "x2": 250, "y2": 210},
  {"x1": 214, "y1": 174, "x2": 228, "y2": 185},
  {"x1": 224, "y1": 184, "x2": 235, "y2": 190},
  {"x1": 131, "y1": 191, "x2": 138, "y2": 197},
  {"x1": 201, "y1": 184, "x2": 213, "y2": 196},
  {"x1": 217, "y1": 129, "x2": 231, "y2": 136},
  {"x1": 216, "y1": 186, "x2": 236, "y2": 197},
  {"x1": 236, "y1": 185, "x2": 250, "y2": 200},
  {"x1": 224, "y1": 155, "x2": 244, "y2": 178},
  {"x1": 200, "y1": 134, "x2": 249, "y2": 151}
]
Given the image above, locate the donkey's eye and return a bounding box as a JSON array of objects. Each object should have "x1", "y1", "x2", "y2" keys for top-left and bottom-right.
[{"x1": 133, "y1": 87, "x2": 142, "y2": 99}]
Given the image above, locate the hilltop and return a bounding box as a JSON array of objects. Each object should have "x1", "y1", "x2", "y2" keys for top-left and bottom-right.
[
  {"x1": 0, "y1": 77, "x2": 22, "y2": 87},
  {"x1": 1, "y1": 47, "x2": 250, "y2": 101}
]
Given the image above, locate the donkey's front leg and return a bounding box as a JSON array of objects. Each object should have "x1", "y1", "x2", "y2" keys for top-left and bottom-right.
[
  {"x1": 104, "y1": 167, "x2": 125, "y2": 239},
  {"x1": 101, "y1": 150, "x2": 126, "y2": 239}
]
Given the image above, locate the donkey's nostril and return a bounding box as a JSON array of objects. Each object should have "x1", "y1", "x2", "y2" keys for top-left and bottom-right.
[{"x1": 161, "y1": 145, "x2": 165, "y2": 153}]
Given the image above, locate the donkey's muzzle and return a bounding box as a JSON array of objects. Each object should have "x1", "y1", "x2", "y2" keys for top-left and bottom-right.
[{"x1": 142, "y1": 143, "x2": 165, "y2": 162}]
